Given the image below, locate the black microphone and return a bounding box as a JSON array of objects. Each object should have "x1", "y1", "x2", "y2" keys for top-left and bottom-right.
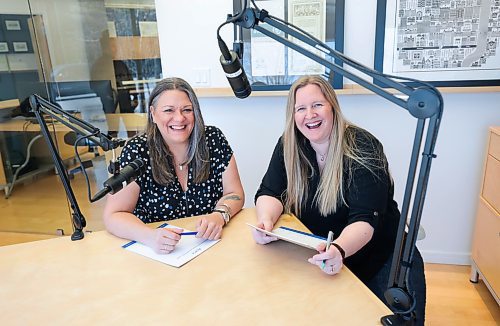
[
  {"x1": 63, "y1": 131, "x2": 99, "y2": 147},
  {"x1": 91, "y1": 158, "x2": 146, "y2": 201},
  {"x1": 218, "y1": 37, "x2": 252, "y2": 99}
]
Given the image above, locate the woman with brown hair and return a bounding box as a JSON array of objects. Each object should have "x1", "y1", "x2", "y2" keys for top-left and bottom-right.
[{"x1": 104, "y1": 77, "x2": 244, "y2": 254}]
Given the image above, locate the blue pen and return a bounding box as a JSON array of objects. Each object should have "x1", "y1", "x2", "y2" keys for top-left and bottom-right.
[
  {"x1": 122, "y1": 227, "x2": 197, "y2": 248},
  {"x1": 179, "y1": 231, "x2": 197, "y2": 236},
  {"x1": 321, "y1": 231, "x2": 334, "y2": 269}
]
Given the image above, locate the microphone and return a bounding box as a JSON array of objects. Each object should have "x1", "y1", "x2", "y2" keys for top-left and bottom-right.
[
  {"x1": 63, "y1": 131, "x2": 99, "y2": 147},
  {"x1": 218, "y1": 37, "x2": 252, "y2": 99},
  {"x1": 91, "y1": 158, "x2": 146, "y2": 201}
]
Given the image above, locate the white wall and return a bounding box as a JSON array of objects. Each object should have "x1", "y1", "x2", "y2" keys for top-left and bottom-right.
[
  {"x1": 339, "y1": 92, "x2": 500, "y2": 264},
  {"x1": 156, "y1": 0, "x2": 233, "y2": 87},
  {"x1": 155, "y1": 0, "x2": 500, "y2": 264}
]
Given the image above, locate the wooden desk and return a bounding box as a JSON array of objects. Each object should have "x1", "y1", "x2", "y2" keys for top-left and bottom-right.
[
  {"x1": 0, "y1": 208, "x2": 390, "y2": 324},
  {"x1": 0, "y1": 99, "x2": 20, "y2": 110},
  {"x1": 0, "y1": 100, "x2": 21, "y2": 186},
  {"x1": 0, "y1": 113, "x2": 147, "y2": 190}
]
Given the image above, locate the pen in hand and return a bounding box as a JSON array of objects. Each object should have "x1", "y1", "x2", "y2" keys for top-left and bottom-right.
[
  {"x1": 321, "y1": 231, "x2": 334, "y2": 270},
  {"x1": 122, "y1": 228, "x2": 197, "y2": 249},
  {"x1": 179, "y1": 231, "x2": 197, "y2": 236},
  {"x1": 163, "y1": 227, "x2": 197, "y2": 236}
]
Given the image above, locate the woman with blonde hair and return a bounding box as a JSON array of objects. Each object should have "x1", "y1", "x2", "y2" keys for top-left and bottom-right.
[{"x1": 252, "y1": 75, "x2": 426, "y2": 324}]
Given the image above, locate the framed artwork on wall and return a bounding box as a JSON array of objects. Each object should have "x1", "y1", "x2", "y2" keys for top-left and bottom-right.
[
  {"x1": 0, "y1": 14, "x2": 34, "y2": 54},
  {"x1": 236, "y1": 0, "x2": 345, "y2": 90},
  {"x1": 0, "y1": 42, "x2": 8, "y2": 53},
  {"x1": 374, "y1": 0, "x2": 500, "y2": 87},
  {"x1": 13, "y1": 42, "x2": 28, "y2": 52},
  {"x1": 5, "y1": 20, "x2": 21, "y2": 31}
]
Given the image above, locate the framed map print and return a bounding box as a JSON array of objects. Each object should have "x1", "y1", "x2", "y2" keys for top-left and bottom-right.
[{"x1": 374, "y1": 0, "x2": 500, "y2": 86}]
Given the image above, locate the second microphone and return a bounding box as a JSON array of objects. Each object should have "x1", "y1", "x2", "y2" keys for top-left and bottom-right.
[{"x1": 91, "y1": 158, "x2": 146, "y2": 202}]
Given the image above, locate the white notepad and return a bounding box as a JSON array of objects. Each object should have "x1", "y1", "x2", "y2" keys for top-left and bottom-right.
[
  {"x1": 122, "y1": 223, "x2": 220, "y2": 267},
  {"x1": 246, "y1": 223, "x2": 327, "y2": 250}
]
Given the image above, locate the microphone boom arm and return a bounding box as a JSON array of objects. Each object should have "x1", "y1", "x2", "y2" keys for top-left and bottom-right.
[
  {"x1": 227, "y1": 6, "x2": 443, "y2": 325},
  {"x1": 29, "y1": 94, "x2": 125, "y2": 241}
]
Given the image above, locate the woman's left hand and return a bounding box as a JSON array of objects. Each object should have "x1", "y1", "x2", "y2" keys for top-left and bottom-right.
[
  {"x1": 196, "y1": 212, "x2": 225, "y2": 240},
  {"x1": 308, "y1": 242, "x2": 344, "y2": 275}
]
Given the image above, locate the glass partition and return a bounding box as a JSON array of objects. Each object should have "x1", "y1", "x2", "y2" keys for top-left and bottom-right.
[{"x1": 0, "y1": 0, "x2": 160, "y2": 242}]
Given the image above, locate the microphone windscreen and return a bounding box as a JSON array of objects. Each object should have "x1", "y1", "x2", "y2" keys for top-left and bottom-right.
[{"x1": 63, "y1": 131, "x2": 97, "y2": 147}]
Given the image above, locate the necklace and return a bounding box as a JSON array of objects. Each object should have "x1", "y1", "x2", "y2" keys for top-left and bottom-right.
[
  {"x1": 317, "y1": 151, "x2": 328, "y2": 162},
  {"x1": 174, "y1": 161, "x2": 186, "y2": 171},
  {"x1": 312, "y1": 144, "x2": 329, "y2": 163},
  {"x1": 174, "y1": 157, "x2": 187, "y2": 171}
]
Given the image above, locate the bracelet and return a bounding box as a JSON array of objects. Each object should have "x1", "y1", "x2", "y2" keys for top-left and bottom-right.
[
  {"x1": 217, "y1": 203, "x2": 232, "y2": 217},
  {"x1": 331, "y1": 243, "x2": 346, "y2": 262},
  {"x1": 213, "y1": 208, "x2": 230, "y2": 225}
]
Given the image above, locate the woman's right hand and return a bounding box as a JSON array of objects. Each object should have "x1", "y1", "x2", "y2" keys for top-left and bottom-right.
[
  {"x1": 148, "y1": 227, "x2": 184, "y2": 254},
  {"x1": 252, "y1": 220, "x2": 278, "y2": 245}
]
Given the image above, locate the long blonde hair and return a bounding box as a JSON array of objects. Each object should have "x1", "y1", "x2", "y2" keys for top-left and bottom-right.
[{"x1": 283, "y1": 75, "x2": 386, "y2": 217}]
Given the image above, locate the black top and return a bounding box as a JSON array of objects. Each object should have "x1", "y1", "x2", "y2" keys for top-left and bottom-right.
[
  {"x1": 255, "y1": 127, "x2": 400, "y2": 282},
  {"x1": 119, "y1": 126, "x2": 233, "y2": 223}
]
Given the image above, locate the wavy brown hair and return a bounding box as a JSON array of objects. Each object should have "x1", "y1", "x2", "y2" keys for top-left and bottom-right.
[{"x1": 146, "y1": 77, "x2": 209, "y2": 185}]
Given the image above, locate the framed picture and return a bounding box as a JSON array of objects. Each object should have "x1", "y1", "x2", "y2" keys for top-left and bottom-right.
[
  {"x1": 13, "y1": 41, "x2": 28, "y2": 52},
  {"x1": 5, "y1": 19, "x2": 21, "y2": 31},
  {"x1": 107, "y1": 21, "x2": 117, "y2": 38},
  {"x1": 374, "y1": 0, "x2": 500, "y2": 87},
  {"x1": 139, "y1": 21, "x2": 158, "y2": 37},
  {"x1": 0, "y1": 42, "x2": 8, "y2": 53},
  {"x1": 237, "y1": 0, "x2": 345, "y2": 90}
]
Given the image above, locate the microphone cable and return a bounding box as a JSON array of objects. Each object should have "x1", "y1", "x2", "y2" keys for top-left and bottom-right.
[
  {"x1": 71, "y1": 131, "x2": 105, "y2": 203},
  {"x1": 216, "y1": 0, "x2": 248, "y2": 59}
]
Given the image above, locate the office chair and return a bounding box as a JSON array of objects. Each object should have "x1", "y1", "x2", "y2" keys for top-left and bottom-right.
[
  {"x1": 63, "y1": 131, "x2": 100, "y2": 178},
  {"x1": 54, "y1": 80, "x2": 118, "y2": 178}
]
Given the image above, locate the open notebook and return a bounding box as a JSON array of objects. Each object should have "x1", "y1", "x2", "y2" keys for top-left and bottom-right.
[
  {"x1": 122, "y1": 223, "x2": 220, "y2": 267},
  {"x1": 246, "y1": 223, "x2": 327, "y2": 250}
]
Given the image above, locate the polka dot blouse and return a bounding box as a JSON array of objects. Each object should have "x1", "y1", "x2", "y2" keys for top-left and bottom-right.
[{"x1": 119, "y1": 126, "x2": 233, "y2": 223}]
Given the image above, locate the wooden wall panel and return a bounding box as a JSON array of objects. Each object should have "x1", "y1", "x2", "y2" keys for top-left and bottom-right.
[{"x1": 110, "y1": 36, "x2": 160, "y2": 60}]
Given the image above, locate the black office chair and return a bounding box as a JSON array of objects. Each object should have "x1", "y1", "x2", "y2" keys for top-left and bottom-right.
[
  {"x1": 55, "y1": 80, "x2": 118, "y2": 177},
  {"x1": 63, "y1": 131, "x2": 100, "y2": 178}
]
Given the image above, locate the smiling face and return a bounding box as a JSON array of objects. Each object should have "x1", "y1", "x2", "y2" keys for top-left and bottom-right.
[
  {"x1": 293, "y1": 83, "x2": 334, "y2": 145},
  {"x1": 150, "y1": 89, "x2": 195, "y2": 148}
]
